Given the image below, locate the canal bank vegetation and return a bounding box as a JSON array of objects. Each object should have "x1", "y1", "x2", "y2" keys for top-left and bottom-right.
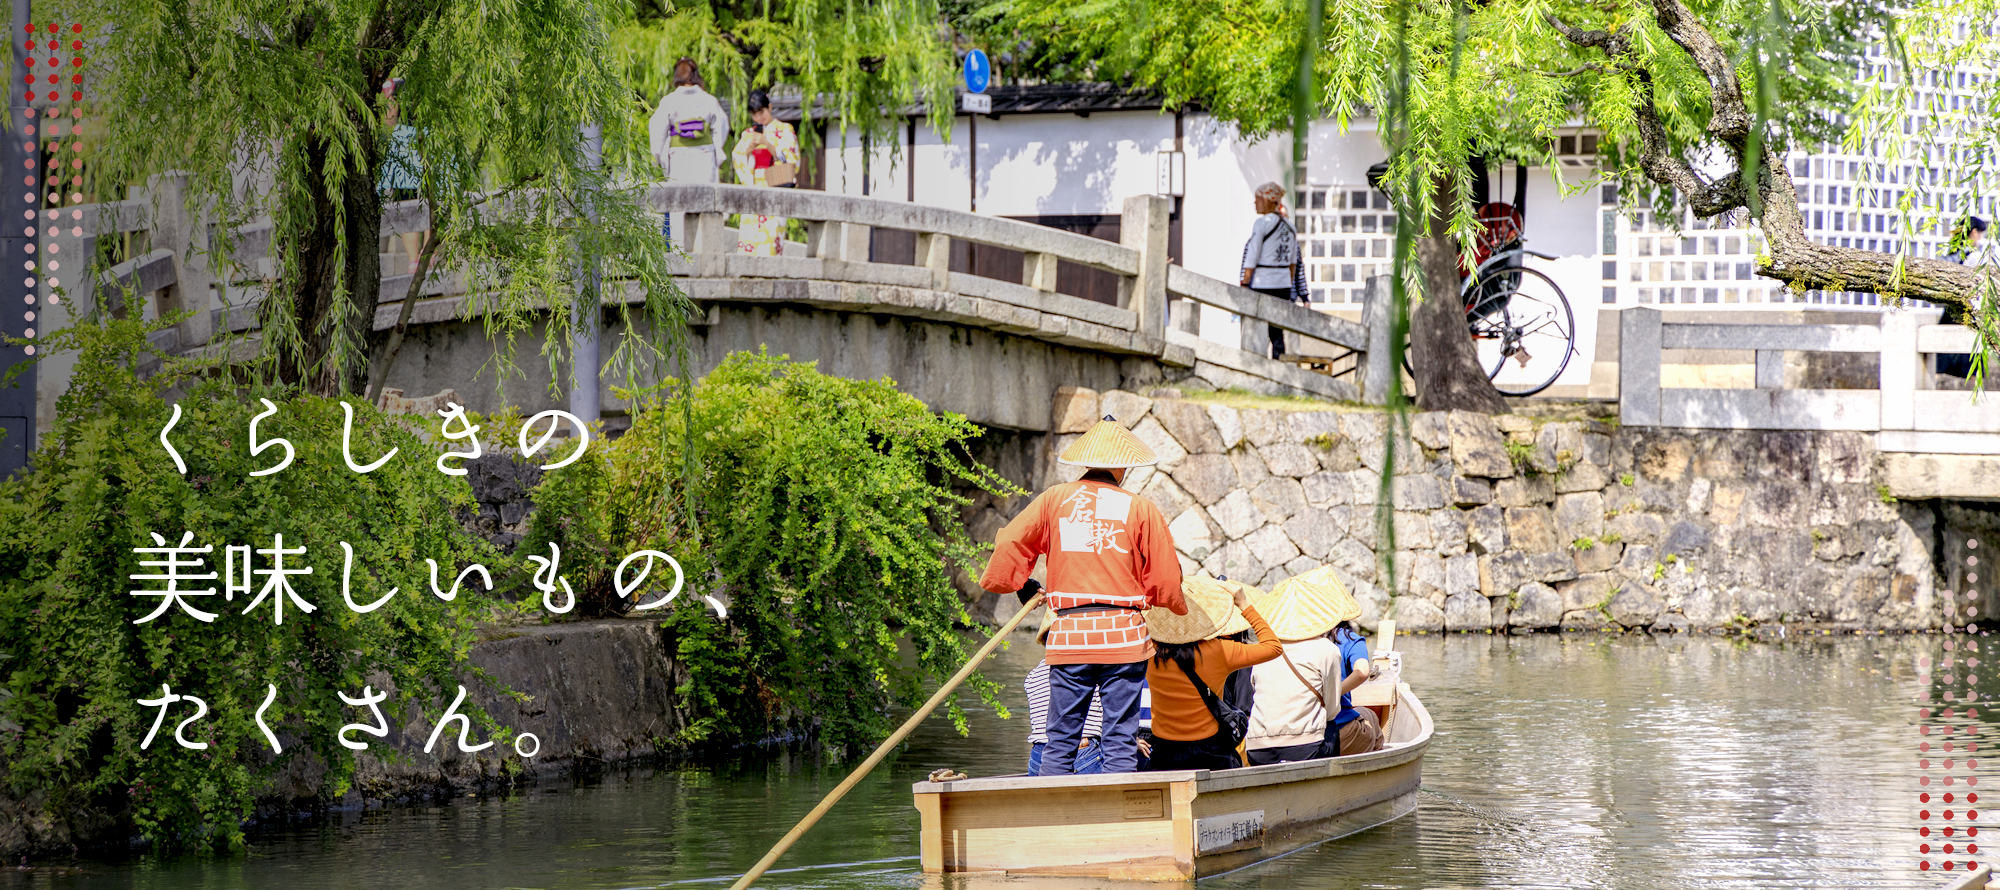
[
  {"x1": 523, "y1": 350, "x2": 1022, "y2": 753},
  {"x1": 0, "y1": 318, "x2": 505, "y2": 854}
]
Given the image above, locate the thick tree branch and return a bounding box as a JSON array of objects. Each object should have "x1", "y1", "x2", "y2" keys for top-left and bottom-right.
[{"x1": 1549, "y1": 3, "x2": 1996, "y2": 309}]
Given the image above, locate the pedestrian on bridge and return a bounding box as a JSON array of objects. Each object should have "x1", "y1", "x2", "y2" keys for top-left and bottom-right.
[
  {"x1": 980, "y1": 416, "x2": 1188, "y2": 775},
  {"x1": 731, "y1": 90, "x2": 801, "y2": 256},
  {"x1": 648, "y1": 58, "x2": 729, "y2": 247},
  {"x1": 1240, "y1": 182, "x2": 1307, "y2": 361},
  {"x1": 1938, "y1": 216, "x2": 1996, "y2": 381}
]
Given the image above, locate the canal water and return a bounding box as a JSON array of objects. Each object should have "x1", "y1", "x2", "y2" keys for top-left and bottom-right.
[{"x1": 1, "y1": 633, "x2": 1974, "y2": 889}]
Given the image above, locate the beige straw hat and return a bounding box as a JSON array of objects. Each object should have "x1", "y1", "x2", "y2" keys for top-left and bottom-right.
[
  {"x1": 1255, "y1": 566, "x2": 1362, "y2": 642},
  {"x1": 1058, "y1": 416, "x2": 1158, "y2": 469},
  {"x1": 1206, "y1": 579, "x2": 1262, "y2": 639},
  {"x1": 1148, "y1": 576, "x2": 1240, "y2": 645}
]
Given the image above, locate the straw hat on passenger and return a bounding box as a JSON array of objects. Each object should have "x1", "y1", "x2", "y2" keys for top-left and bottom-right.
[
  {"x1": 1205, "y1": 579, "x2": 1262, "y2": 639},
  {"x1": 1256, "y1": 566, "x2": 1362, "y2": 642},
  {"x1": 1148, "y1": 576, "x2": 1241, "y2": 645},
  {"x1": 1058, "y1": 416, "x2": 1157, "y2": 469}
]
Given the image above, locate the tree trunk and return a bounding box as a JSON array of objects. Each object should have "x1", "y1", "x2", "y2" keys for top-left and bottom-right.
[
  {"x1": 1410, "y1": 176, "x2": 1509, "y2": 414},
  {"x1": 276, "y1": 132, "x2": 383, "y2": 397}
]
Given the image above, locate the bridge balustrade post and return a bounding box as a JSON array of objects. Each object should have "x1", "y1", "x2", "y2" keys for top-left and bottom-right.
[
  {"x1": 917, "y1": 232, "x2": 951, "y2": 289},
  {"x1": 690, "y1": 212, "x2": 733, "y2": 274},
  {"x1": 1172, "y1": 299, "x2": 1200, "y2": 336},
  {"x1": 1022, "y1": 252, "x2": 1058, "y2": 292},
  {"x1": 1360, "y1": 274, "x2": 1392, "y2": 404},
  {"x1": 144, "y1": 173, "x2": 218, "y2": 350},
  {"x1": 1121, "y1": 195, "x2": 1169, "y2": 343},
  {"x1": 1753, "y1": 350, "x2": 1784, "y2": 390},
  {"x1": 1619, "y1": 308, "x2": 1662, "y2": 427},
  {"x1": 834, "y1": 222, "x2": 871, "y2": 263},
  {"x1": 1880, "y1": 309, "x2": 1924, "y2": 431}
]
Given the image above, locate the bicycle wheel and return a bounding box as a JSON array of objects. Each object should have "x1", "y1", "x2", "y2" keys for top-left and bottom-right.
[{"x1": 1464, "y1": 265, "x2": 1576, "y2": 396}]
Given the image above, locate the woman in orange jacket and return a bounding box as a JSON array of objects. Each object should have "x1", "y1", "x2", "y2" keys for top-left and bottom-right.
[{"x1": 1142, "y1": 578, "x2": 1283, "y2": 771}]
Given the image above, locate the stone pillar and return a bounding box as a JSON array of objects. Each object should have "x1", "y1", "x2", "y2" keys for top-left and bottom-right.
[
  {"x1": 143, "y1": 173, "x2": 217, "y2": 350},
  {"x1": 1619, "y1": 307, "x2": 1662, "y2": 427},
  {"x1": 1361, "y1": 274, "x2": 1393, "y2": 404},
  {"x1": 1121, "y1": 194, "x2": 1169, "y2": 345},
  {"x1": 1022, "y1": 251, "x2": 1058, "y2": 292},
  {"x1": 917, "y1": 232, "x2": 951, "y2": 289},
  {"x1": 1879, "y1": 308, "x2": 1935, "y2": 429}
]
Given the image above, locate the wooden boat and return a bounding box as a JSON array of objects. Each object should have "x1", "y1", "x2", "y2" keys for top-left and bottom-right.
[{"x1": 911, "y1": 626, "x2": 1433, "y2": 881}]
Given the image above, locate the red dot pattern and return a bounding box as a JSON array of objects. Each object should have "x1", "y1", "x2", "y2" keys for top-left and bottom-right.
[
  {"x1": 1924, "y1": 539, "x2": 1988, "y2": 875},
  {"x1": 15, "y1": 24, "x2": 84, "y2": 357}
]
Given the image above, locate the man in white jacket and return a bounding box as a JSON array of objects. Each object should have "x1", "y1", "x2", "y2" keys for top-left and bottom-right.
[{"x1": 648, "y1": 58, "x2": 729, "y2": 246}]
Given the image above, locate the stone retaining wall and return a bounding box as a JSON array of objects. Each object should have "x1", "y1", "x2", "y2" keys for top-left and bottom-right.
[{"x1": 1031, "y1": 387, "x2": 1945, "y2": 633}]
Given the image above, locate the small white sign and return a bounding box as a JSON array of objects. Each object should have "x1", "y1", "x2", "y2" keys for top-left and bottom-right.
[
  {"x1": 1156, "y1": 151, "x2": 1186, "y2": 197},
  {"x1": 961, "y1": 92, "x2": 992, "y2": 114},
  {"x1": 1195, "y1": 810, "x2": 1265, "y2": 854}
]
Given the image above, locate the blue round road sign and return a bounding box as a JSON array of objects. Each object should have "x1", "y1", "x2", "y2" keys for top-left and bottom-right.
[{"x1": 964, "y1": 49, "x2": 990, "y2": 94}]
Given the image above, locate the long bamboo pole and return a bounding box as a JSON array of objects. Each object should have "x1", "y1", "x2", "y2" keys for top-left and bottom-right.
[{"x1": 727, "y1": 591, "x2": 1046, "y2": 890}]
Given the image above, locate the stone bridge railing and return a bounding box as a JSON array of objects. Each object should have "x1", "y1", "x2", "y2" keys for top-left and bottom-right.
[{"x1": 67, "y1": 178, "x2": 1382, "y2": 413}]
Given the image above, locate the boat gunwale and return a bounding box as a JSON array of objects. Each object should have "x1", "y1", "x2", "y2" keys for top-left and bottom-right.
[{"x1": 911, "y1": 684, "x2": 1434, "y2": 796}]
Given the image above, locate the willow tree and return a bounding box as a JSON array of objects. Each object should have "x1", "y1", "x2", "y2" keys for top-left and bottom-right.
[
  {"x1": 993, "y1": 0, "x2": 2000, "y2": 404},
  {"x1": 50, "y1": 0, "x2": 690, "y2": 398},
  {"x1": 609, "y1": 0, "x2": 960, "y2": 151}
]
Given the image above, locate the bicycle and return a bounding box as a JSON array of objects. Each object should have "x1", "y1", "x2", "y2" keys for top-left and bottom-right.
[{"x1": 1399, "y1": 201, "x2": 1580, "y2": 397}]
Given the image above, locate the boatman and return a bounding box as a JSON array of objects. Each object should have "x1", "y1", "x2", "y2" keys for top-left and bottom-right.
[{"x1": 981, "y1": 415, "x2": 1187, "y2": 774}]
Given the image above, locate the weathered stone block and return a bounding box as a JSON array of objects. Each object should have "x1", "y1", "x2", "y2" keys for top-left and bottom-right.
[
  {"x1": 1206, "y1": 404, "x2": 1244, "y2": 450},
  {"x1": 1302, "y1": 471, "x2": 1348, "y2": 506},
  {"x1": 1638, "y1": 437, "x2": 1694, "y2": 483},
  {"x1": 1171, "y1": 452, "x2": 1237, "y2": 506},
  {"x1": 1584, "y1": 432, "x2": 1613, "y2": 469},
  {"x1": 1606, "y1": 585, "x2": 1664, "y2": 628},
  {"x1": 1392, "y1": 474, "x2": 1447, "y2": 511},
  {"x1": 1343, "y1": 504, "x2": 1379, "y2": 550},
  {"x1": 1152, "y1": 400, "x2": 1225, "y2": 454},
  {"x1": 1316, "y1": 436, "x2": 1363, "y2": 472},
  {"x1": 1661, "y1": 520, "x2": 1712, "y2": 557},
  {"x1": 1241, "y1": 408, "x2": 1291, "y2": 447},
  {"x1": 1337, "y1": 412, "x2": 1386, "y2": 453},
  {"x1": 1555, "y1": 461, "x2": 1607, "y2": 494},
  {"x1": 1446, "y1": 552, "x2": 1481, "y2": 598},
  {"x1": 1466, "y1": 504, "x2": 1506, "y2": 554},
  {"x1": 1445, "y1": 592, "x2": 1492, "y2": 631},
  {"x1": 1558, "y1": 572, "x2": 1619, "y2": 613},
  {"x1": 1495, "y1": 415, "x2": 1535, "y2": 435},
  {"x1": 1232, "y1": 447, "x2": 1274, "y2": 491},
  {"x1": 1140, "y1": 473, "x2": 1197, "y2": 524},
  {"x1": 1283, "y1": 555, "x2": 1320, "y2": 581},
  {"x1": 1344, "y1": 468, "x2": 1382, "y2": 506},
  {"x1": 1560, "y1": 610, "x2": 1612, "y2": 631},
  {"x1": 1490, "y1": 596, "x2": 1511, "y2": 628},
  {"x1": 1395, "y1": 596, "x2": 1445, "y2": 632},
  {"x1": 1251, "y1": 476, "x2": 1308, "y2": 523},
  {"x1": 1450, "y1": 476, "x2": 1494, "y2": 506},
  {"x1": 1100, "y1": 390, "x2": 1153, "y2": 428},
  {"x1": 1246, "y1": 524, "x2": 1301, "y2": 570},
  {"x1": 1649, "y1": 612, "x2": 1691, "y2": 633},
  {"x1": 1262, "y1": 443, "x2": 1323, "y2": 478},
  {"x1": 1411, "y1": 412, "x2": 1450, "y2": 450},
  {"x1": 1537, "y1": 422, "x2": 1585, "y2": 470},
  {"x1": 1209, "y1": 490, "x2": 1269, "y2": 538},
  {"x1": 1290, "y1": 411, "x2": 1343, "y2": 444},
  {"x1": 1411, "y1": 551, "x2": 1446, "y2": 601},
  {"x1": 1203, "y1": 539, "x2": 1263, "y2": 585},
  {"x1": 1485, "y1": 551, "x2": 1577, "y2": 596},
  {"x1": 1608, "y1": 512, "x2": 1666, "y2": 546},
  {"x1": 1431, "y1": 510, "x2": 1468, "y2": 557},
  {"x1": 1449, "y1": 410, "x2": 1514, "y2": 478},
  {"x1": 1554, "y1": 491, "x2": 1606, "y2": 544},
  {"x1": 1495, "y1": 474, "x2": 1555, "y2": 508},
  {"x1": 1617, "y1": 544, "x2": 1658, "y2": 579},
  {"x1": 1685, "y1": 477, "x2": 1713, "y2": 515},
  {"x1": 1573, "y1": 540, "x2": 1622, "y2": 574},
  {"x1": 1169, "y1": 508, "x2": 1218, "y2": 561},
  {"x1": 1052, "y1": 385, "x2": 1101, "y2": 433},
  {"x1": 1283, "y1": 509, "x2": 1340, "y2": 561},
  {"x1": 1393, "y1": 511, "x2": 1435, "y2": 550},
  {"x1": 1331, "y1": 538, "x2": 1378, "y2": 583},
  {"x1": 1504, "y1": 506, "x2": 1559, "y2": 553},
  {"x1": 1130, "y1": 416, "x2": 1189, "y2": 472},
  {"x1": 1747, "y1": 479, "x2": 1802, "y2": 527},
  {"x1": 1509, "y1": 582, "x2": 1563, "y2": 628}
]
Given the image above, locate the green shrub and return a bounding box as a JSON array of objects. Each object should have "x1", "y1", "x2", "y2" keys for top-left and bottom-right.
[
  {"x1": 522, "y1": 350, "x2": 1022, "y2": 752},
  {"x1": 0, "y1": 316, "x2": 502, "y2": 852}
]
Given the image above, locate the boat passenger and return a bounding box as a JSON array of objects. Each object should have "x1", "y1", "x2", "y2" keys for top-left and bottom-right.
[
  {"x1": 1141, "y1": 577, "x2": 1282, "y2": 771},
  {"x1": 1245, "y1": 567, "x2": 1363, "y2": 764},
  {"x1": 1328, "y1": 617, "x2": 1385, "y2": 756},
  {"x1": 980, "y1": 416, "x2": 1188, "y2": 775},
  {"x1": 1026, "y1": 607, "x2": 1106, "y2": 776}
]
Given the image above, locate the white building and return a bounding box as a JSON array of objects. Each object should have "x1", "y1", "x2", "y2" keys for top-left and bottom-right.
[{"x1": 776, "y1": 77, "x2": 1996, "y2": 397}]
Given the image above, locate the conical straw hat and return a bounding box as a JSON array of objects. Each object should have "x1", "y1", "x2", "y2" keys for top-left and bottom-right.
[
  {"x1": 1059, "y1": 416, "x2": 1158, "y2": 469},
  {"x1": 1255, "y1": 566, "x2": 1362, "y2": 642},
  {"x1": 1147, "y1": 576, "x2": 1240, "y2": 644},
  {"x1": 1206, "y1": 579, "x2": 1262, "y2": 639}
]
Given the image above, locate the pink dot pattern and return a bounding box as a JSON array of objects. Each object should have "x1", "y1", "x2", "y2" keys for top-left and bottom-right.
[{"x1": 1924, "y1": 537, "x2": 1987, "y2": 873}]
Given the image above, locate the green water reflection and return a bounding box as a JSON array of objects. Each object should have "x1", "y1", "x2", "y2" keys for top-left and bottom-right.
[{"x1": 0, "y1": 632, "x2": 1975, "y2": 889}]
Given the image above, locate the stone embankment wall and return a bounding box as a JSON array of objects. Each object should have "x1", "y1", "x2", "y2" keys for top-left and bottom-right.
[{"x1": 1020, "y1": 387, "x2": 1943, "y2": 634}]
